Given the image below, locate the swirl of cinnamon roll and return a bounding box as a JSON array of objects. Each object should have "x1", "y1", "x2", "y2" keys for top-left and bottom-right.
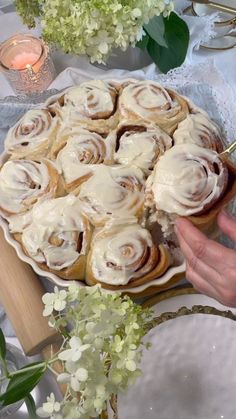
[
  {"x1": 119, "y1": 81, "x2": 189, "y2": 134},
  {"x1": 149, "y1": 144, "x2": 228, "y2": 217},
  {"x1": 112, "y1": 120, "x2": 172, "y2": 172},
  {"x1": 5, "y1": 109, "x2": 58, "y2": 159},
  {"x1": 13, "y1": 195, "x2": 92, "y2": 280},
  {"x1": 0, "y1": 159, "x2": 62, "y2": 217},
  {"x1": 78, "y1": 165, "x2": 145, "y2": 226},
  {"x1": 53, "y1": 80, "x2": 119, "y2": 133},
  {"x1": 173, "y1": 113, "x2": 224, "y2": 152},
  {"x1": 86, "y1": 221, "x2": 171, "y2": 288},
  {"x1": 54, "y1": 128, "x2": 113, "y2": 191}
]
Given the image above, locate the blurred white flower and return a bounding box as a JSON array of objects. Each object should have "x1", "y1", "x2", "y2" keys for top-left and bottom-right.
[
  {"x1": 42, "y1": 287, "x2": 67, "y2": 316},
  {"x1": 58, "y1": 336, "x2": 90, "y2": 362},
  {"x1": 37, "y1": 393, "x2": 62, "y2": 419},
  {"x1": 39, "y1": 0, "x2": 173, "y2": 63},
  {"x1": 58, "y1": 365, "x2": 88, "y2": 392}
]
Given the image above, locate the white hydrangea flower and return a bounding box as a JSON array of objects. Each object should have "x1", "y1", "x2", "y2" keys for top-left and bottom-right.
[
  {"x1": 58, "y1": 365, "x2": 88, "y2": 392},
  {"x1": 35, "y1": 285, "x2": 153, "y2": 419},
  {"x1": 37, "y1": 393, "x2": 62, "y2": 419},
  {"x1": 42, "y1": 287, "x2": 67, "y2": 316},
  {"x1": 117, "y1": 350, "x2": 137, "y2": 372},
  {"x1": 58, "y1": 336, "x2": 90, "y2": 362},
  {"x1": 40, "y1": 0, "x2": 173, "y2": 63}
]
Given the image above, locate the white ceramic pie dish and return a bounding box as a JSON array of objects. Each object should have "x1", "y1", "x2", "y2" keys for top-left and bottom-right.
[{"x1": 0, "y1": 208, "x2": 186, "y2": 293}]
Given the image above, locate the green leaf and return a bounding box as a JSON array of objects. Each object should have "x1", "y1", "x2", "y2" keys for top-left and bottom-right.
[
  {"x1": 0, "y1": 328, "x2": 6, "y2": 360},
  {"x1": 147, "y1": 12, "x2": 189, "y2": 74},
  {"x1": 0, "y1": 364, "x2": 46, "y2": 406},
  {"x1": 136, "y1": 34, "x2": 149, "y2": 51},
  {"x1": 143, "y1": 15, "x2": 168, "y2": 48},
  {"x1": 24, "y1": 394, "x2": 37, "y2": 419}
]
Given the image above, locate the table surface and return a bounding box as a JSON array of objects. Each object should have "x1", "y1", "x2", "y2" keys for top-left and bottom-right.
[{"x1": 0, "y1": 4, "x2": 236, "y2": 418}]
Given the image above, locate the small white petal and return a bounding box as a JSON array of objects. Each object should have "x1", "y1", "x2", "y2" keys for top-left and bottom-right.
[
  {"x1": 80, "y1": 344, "x2": 90, "y2": 352},
  {"x1": 98, "y1": 41, "x2": 108, "y2": 54},
  {"x1": 43, "y1": 305, "x2": 53, "y2": 317},
  {"x1": 126, "y1": 360, "x2": 137, "y2": 372},
  {"x1": 36, "y1": 407, "x2": 49, "y2": 417},
  {"x1": 54, "y1": 299, "x2": 66, "y2": 311},
  {"x1": 54, "y1": 402, "x2": 61, "y2": 412},
  {"x1": 59, "y1": 289, "x2": 67, "y2": 299},
  {"x1": 76, "y1": 368, "x2": 88, "y2": 382},
  {"x1": 71, "y1": 350, "x2": 82, "y2": 362},
  {"x1": 42, "y1": 293, "x2": 54, "y2": 305},
  {"x1": 70, "y1": 336, "x2": 82, "y2": 349},
  {"x1": 71, "y1": 376, "x2": 80, "y2": 392},
  {"x1": 132, "y1": 8, "x2": 142, "y2": 17},
  {"x1": 58, "y1": 349, "x2": 73, "y2": 361},
  {"x1": 57, "y1": 373, "x2": 70, "y2": 384},
  {"x1": 42, "y1": 401, "x2": 54, "y2": 414}
]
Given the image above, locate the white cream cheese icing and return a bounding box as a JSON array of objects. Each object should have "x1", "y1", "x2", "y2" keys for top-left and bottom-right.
[
  {"x1": 119, "y1": 80, "x2": 179, "y2": 120},
  {"x1": 61, "y1": 80, "x2": 117, "y2": 122},
  {"x1": 114, "y1": 124, "x2": 172, "y2": 171},
  {"x1": 150, "y1": 144, "x2": 227, "y2": 216},
  {"x1": 11, "y1": 195, "x2": 89, "y2": 270},
  {"x1": 91, "y1": 223, "x2": 153, "y2": 285},
  {"x1": 173, "y1": 113, "x2": 223, "y2": 150},
  {"x1": 0, "y1": 160, "x2": 50, "y2": 214},
  {"x1": 5, "y1": 109, "x2": 56, "y2": 154},
  {"x1": 56, "y1": 128, "x2": 111, "y2": 184},
  {"x1": 78, "y1": 164, "x2": 145, "y2": 225}
]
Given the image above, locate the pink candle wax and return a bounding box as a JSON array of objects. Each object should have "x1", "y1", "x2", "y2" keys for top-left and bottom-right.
[{"x1": 10, "y1": 52, "x2": 40, "y2": 70}]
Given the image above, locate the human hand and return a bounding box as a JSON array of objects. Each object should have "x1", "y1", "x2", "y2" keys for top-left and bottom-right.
[{"x1": 175, "y1": 211, "x2": 236, "y2": 307}]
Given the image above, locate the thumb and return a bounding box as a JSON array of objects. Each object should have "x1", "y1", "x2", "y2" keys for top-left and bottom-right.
[{"x1": 217, "y1": 210, "x2": 236, "y2": 242}]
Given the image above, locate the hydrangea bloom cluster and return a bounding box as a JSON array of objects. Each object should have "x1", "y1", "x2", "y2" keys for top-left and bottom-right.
[
  {"x1": 37, "y1": 285, "x2": 152, "y2": 419},
  {"x1": 16, "y1": 0, "x2": 173, "y2": 63}
]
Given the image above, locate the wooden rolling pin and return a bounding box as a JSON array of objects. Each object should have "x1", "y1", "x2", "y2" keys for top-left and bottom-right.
[{"x1": 0, "y1": 228, "x2": 62, "y2": 356}]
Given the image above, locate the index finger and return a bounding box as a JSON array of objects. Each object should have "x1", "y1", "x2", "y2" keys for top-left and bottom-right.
[{"x1": 175, "y1": 217, "x2": 236, "y2": 270}]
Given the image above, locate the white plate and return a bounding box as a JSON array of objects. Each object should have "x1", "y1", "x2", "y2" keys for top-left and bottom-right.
[
  {"x1": 115, "y1": 291, "x2": 236, "y2": 418},
  {"x1": 201, "y1": 35, "x2": 236, "y2": 51},
  {"x1": 0, "y1": 0, "x2": 13, "y2": 8}
]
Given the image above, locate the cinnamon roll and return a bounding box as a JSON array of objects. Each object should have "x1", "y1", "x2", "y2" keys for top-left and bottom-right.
[
  {"x1": 119, "y1": 81, "x2": 189, "y2": 135},
  {"x1": 112, "y1": 120, "x2": 172, "y2": 172},
  {"x1": 5, "y1": 109, "x2": 58, "y2": 159},
  {"x1": 78, "y1": 165, "x2": 145, "y2": 226},
  {"x1": 11, "y1": 195, "x2": 92, "y2": 280},
  {"x1": 0, "y1": 159, "x2": 63, "y2": 218},
  {"x1": 173, "y1": 112, "x2": 224, "y2": 152},
  {"x1": 53, "y1": 128, "x2": 113, "y2": 192},
  {"x1": 48, "y1": 80, "x2": 120, "y2": 133},
  {"x1": 86, "y1": 220, "x2": 171, "y2": 289},
  {"x1": 146, "y1": 144, "x2": 232, "y2": 235}
]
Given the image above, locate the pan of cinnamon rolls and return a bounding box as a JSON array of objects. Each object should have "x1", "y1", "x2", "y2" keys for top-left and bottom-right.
[{"x1": 1, "y1": 78, "x2": 235, "y2": 295}]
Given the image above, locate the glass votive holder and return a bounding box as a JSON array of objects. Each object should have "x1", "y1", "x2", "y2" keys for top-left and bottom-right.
[
  {"x1": 0, "y1": 343, "x2": 28, "y2": 418},
  {"x1": 0, "y1": 34, "x2": 56, "y2": 95}
]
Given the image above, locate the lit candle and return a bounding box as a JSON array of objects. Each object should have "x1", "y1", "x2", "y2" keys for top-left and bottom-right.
[
  {"x1": 0, "y1": 34, "x2": 56, "y2": 94},
  {"x1": 10, "y1": 52, "x2": 41, "y2": 70}
]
